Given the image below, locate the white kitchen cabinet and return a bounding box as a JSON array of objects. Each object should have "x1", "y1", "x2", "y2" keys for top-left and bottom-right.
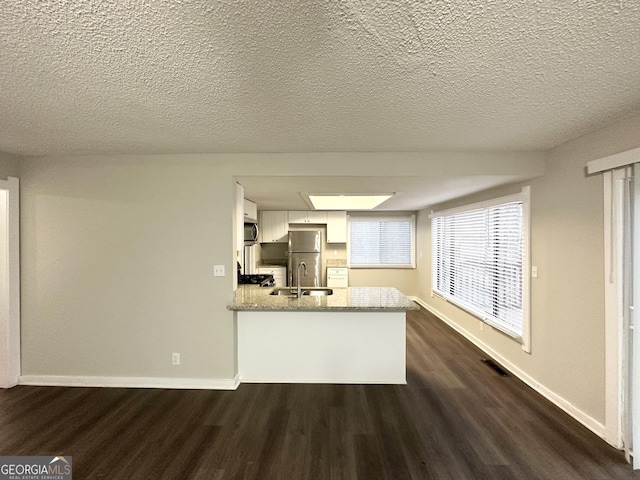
[
  {"x1": 288, "y1": 211, "x2": 306, "y2": 224},
  {"x1": 308, "y1": 211, "x2": 327, "y2": 223},
  {"x1": 327, "y1": 267, "x2": 348, "y2": 287},
  {"x1": 260, "y1": 211, "x2": 289, "y2": 243},
  {"x1": 244, "y1": 199, "x2": 258, "y2": 222},
  {"x1": 326, "y1": 211, "x2": 347, "y2": 243},
  {"x1": 257, "y1": 266, "x2": 287, "y2": 286},
  {"x1": 288, "y1": 211, "x2": 327, "y2": 224}
]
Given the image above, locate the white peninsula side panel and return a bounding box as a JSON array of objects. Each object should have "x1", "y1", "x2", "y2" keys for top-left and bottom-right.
[{"x1": 238, "y1": 311, "x2": 406, "y2": 384}]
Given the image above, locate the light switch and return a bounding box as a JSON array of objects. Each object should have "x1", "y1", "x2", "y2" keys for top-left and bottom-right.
[
  {"x1": 531, "y1": 266, "x2": 538, "y2": 278},
  {"x1": 214, "y1": 265, "x2": 225, "y2": 277}
]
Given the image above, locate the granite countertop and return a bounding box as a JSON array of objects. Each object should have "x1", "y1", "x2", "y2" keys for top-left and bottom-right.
[{"x1": 228, "y1": 285, "x2": 419, "y2": 312}]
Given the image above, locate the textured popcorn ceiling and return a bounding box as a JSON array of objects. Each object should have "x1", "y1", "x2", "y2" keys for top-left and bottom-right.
[{"x1": 0, "y1": 0, "x2": 639, "y2": 156}]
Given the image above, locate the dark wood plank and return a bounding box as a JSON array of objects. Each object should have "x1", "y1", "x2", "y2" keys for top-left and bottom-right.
[{"x1": 1, "y1": 307, "x2": 639, "y2": 479}]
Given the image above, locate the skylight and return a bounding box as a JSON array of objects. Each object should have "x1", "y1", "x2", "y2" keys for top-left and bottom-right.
[{"x1": 304, "y1": 193, "x2": 393, "y2": 210}]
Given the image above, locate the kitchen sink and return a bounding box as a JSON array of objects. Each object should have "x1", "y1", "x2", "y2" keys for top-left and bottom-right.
[
  {"x1": 269, "y1": 287, "x2": 334, "y2": 297},
  {"x1": 303, "y1": 288, "x2": 334, "y2": 296},
  {"x1": 269, "y1": 288, "x2": 296, "y2": 296}
]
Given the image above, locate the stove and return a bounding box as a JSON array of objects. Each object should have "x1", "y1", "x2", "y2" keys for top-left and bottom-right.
[{"x1": 238, "y1": 274, "x2": 275, "y2": 287}]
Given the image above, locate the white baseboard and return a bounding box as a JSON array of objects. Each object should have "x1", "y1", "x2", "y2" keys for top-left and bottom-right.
[
  {"x1": 19, "y1": 374, "x2": 240, "y2": 391},
  {"x1": 409, "y1": 296, "x2": 607, "y2": 442},
  {"x1": 0, "y1": 375, "x2": 19, "y2": 389},
  {"x1": 240, "y1": 378, "x2": 407, "y2": 384}
]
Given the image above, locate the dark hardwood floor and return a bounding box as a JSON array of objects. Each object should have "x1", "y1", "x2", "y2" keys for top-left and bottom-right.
[{"x1": 1, "y1": 307, "x2": 639, "y2": 479}]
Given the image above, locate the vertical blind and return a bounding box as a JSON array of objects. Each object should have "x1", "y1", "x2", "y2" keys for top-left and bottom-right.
[
  {"x1": 432, "y1": 201, "x2": 524, "y2": 338},
  {"x1": 349, "y1": 216, "x2": 415, "y2": 267}
]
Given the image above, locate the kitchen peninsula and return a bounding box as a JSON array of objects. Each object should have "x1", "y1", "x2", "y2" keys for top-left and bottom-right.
[{"x1": 228, "y1": 286, "x2": 419, "y2": 384}]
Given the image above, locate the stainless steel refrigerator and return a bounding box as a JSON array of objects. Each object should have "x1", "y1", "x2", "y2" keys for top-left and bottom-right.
[{"x1": 288, "y1": 231, "x2": 322, "y2": 287}]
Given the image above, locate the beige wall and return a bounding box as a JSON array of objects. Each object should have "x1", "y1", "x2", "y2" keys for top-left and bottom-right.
[
  {"x1": 19, "y1": 156, "x2": 238, "y2": 379},
  {"x1": 349, "y1": 268, "x2": 418, "y2": 294},
  {"x1": 0, "y1": 152, "x2": 20, "y2": 178},
  {"x1": 416, "y1": 113, "x2": 640, "y2": 430},
  {"x1": 17, "y1": 151, "x2": 543, "y2": 382}
]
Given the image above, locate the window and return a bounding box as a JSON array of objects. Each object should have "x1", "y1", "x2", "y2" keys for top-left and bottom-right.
[
  {"x1": 349, "y1": 215, "x2": 415, "y2": 268},
  {"x1": 431, "y1": 189, "x2": 530, "y2": 349}
]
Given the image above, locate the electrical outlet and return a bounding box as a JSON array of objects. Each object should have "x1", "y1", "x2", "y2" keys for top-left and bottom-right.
[
  {"x1": 172, "y1": 353, "x2": 181, "y2": 365},
  {"x1": 214, "y1": 265, "x2": 225, "y2": 277}
]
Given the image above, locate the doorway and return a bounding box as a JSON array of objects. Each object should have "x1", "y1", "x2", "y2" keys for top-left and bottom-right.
[
  {"x1": 627, "y1": 164, "x2": 640, "y2": 468},
  {"x1": 0, "y1": 176, "x2": 20, "y2": 388},
  {"x1": 600, "y1": 163, "x2": 639, "y2": 467}
]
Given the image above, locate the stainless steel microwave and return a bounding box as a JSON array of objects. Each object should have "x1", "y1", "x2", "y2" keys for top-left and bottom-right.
[{"x1": 244, "y1": 223, "x2": 259, "y2": 244}]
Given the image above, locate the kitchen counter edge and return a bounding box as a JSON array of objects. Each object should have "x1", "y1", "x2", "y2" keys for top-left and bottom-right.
[{"x1": 227, "y1": 285, "x2": 420, "y2": 312}]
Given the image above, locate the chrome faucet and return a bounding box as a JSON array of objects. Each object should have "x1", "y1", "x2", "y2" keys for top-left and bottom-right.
[{"x1": 296, "y1": 262, "x2": 308, "y2": 297}]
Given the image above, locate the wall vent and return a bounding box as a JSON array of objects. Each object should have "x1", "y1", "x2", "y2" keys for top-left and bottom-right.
[{"x1": 481, "y1": 358, "x2": 508, "y2": 376}]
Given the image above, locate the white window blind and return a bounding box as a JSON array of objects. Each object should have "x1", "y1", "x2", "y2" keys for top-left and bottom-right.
[
  {"x1": 432, "y1": 195, "x2": 527, "y2": 341},
  {"x1": 349, "y1": 216, "x2": 415, "y2": 268}
]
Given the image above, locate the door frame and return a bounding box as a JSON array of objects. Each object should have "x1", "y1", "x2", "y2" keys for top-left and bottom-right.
[
  {"x1": 602, "y1": 168, "x2": 626, "y2": 448},
  {"x1": 0, "y1": 176, "x2": 20, "y2": 388},
  {"x1": 590, "y1": 149, "x2": 640, "y2": 459},
  {"x1": 632, "y1": 163, "x2": 640, "y2": 467}
]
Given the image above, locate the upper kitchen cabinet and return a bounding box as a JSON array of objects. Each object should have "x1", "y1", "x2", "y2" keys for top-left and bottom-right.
[
  {"x1": 260, "y1": 211, "x2": 289, "y2": 243},
  {"x1": 244, "y1": 199, "x2": 258, "y2": 223},
  {"x1": 289, "y1": 211, "x2": 327, "y2": 224},
  {"x1": 326, "y1": 211, "x2": 347, "y2": 243}
]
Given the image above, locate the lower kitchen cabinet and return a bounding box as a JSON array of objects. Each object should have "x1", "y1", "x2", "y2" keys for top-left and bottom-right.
[{"x1": 327, "y1": 267, "x2": 348, "y2": 287}]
